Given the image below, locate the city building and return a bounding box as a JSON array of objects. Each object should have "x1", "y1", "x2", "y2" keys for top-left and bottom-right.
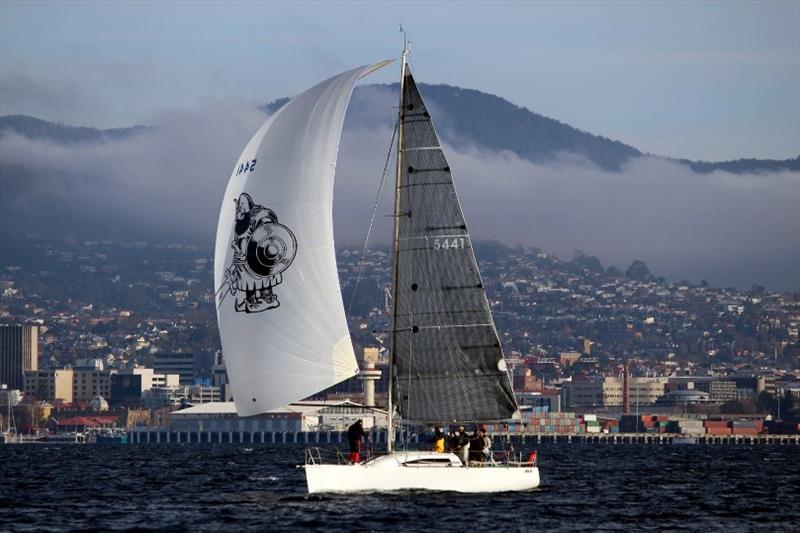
[
  {"x1": 110, "y1": 373, "x2": 143, "y2": 406},
  {"x1": 72, "y1": 367, "x2": 111, "y2": 403},
  {"x1": 24, "y1": 369, "x2": 74, "y2": 402},
  {"x1": 558, "y1": 352, "x2": 582, "y2": 367},
  {"x1": 513, "y1": 367, "x2": 544, "y2": 392},
  {"x1": 0, "y1": 324, "x2": 39, "y2": 390},
  {"x1": 212, "y1": 351, "x2": 232, "y2": 401},
  {"x1": 153, "y1": 352, "x2": 194, "y2": 386}
]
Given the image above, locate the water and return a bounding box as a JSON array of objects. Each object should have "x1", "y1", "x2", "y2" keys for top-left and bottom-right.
[{"x1": 1, "y1": 443, "x2": 798, "y2": 531}]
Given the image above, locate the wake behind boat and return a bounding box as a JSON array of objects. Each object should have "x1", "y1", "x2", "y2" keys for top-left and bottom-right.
[{"x1": 214, "y1": 39, "x2": 539, "y2": 493}]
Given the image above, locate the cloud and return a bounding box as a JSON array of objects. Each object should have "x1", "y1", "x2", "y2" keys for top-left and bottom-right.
[
  {"x1": 444, "y1": 149, "x2": 799, "y2": 291},
  {"x1": 1, "y1": 92, "x2": 798, "y2": 292}
]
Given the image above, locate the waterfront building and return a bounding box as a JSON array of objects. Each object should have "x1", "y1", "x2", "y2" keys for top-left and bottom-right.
[
  {"x1": 516, "y1": 390, "x2": 562, "y2": 412},
  {"x1": 563, "y1": 376, "x2": 666, "y2": 408},
  {"x1": 188, "y1": 384, "x2": 222, "y2": 404},
  {"x1": 562, "y1": 376, "x2": 604, "y2": 407},
  {"x1": 0, "y1": 324, "x2": 39, "y2": 390},
  {"x1": 695, "y1": 380, "x2": 738, "y2": 403},
  {"x1": 153, "y1": 352, "x2": 194, "y2": 386},
  {"x1": 168, "y1": 400, "x2": 388, "y2": 434},
  {"x1": 628, "y1": 379, "x2": 669, "y2": 406},
  {"x1": 655, "y1": 389, "x2": 711, "y2": 406},
  {"x1": 666, "y1": 376, "x2": 765, "y2": 403}
]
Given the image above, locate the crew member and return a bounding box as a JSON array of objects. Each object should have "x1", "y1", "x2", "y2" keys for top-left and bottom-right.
[
  {"x1": 448, "y1": 429, "x2": 460, "y2": 453},
  {"x1": 469, "y1": 428, "x2": 484, "y2": 462},
  {"x1": 433, "y1": 426, "x2": 445, "y2": 453},
  {"x1": 457, "y1": 426, "x2": 470, "y2": 464},
  {"x1": 482, "y1": 426, "x2": 492, "y2": 461},
  {"x1": 347, "y1": 419, "x2": 368, "y2": 464}
]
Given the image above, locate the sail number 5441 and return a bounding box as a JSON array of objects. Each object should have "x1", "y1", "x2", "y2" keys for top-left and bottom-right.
[{"x1": 433, "y1": 237, "x2": 466, "y2": 250}]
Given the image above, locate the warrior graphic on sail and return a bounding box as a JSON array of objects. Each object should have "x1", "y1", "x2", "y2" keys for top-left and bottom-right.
[{"x1": 216, "y1": 192, "x2": 297, "y2": 313}]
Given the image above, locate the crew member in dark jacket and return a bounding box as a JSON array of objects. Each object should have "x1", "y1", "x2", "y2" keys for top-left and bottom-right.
[
  {"x1": 448, "y1": 429, "x2": 460, "y2": 453},
  {"x1": 347, "y1": 419, "x2": 368, "y2": 464},
  {"x1": 469, "y1": 428, "x2": 484, "y2": 462}
]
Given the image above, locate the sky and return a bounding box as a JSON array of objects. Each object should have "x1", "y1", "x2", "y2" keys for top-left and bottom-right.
[{"x1": 1, "y1": 0, "x2": 799, "y2": 161}]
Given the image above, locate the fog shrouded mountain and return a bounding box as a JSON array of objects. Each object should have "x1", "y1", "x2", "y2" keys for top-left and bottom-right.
[
  {"x1": 1, "y1": 83, "x2": 798, "y2": 291},
  {"x1": 0, "y1": 115, "x2": 151, "y2": 144},
  {"x1": 271, "y1": 84, "x2": 799, "y2": 174},
  {"x1": 5, "y1": 84, "x2": 798, "y2": 173}
]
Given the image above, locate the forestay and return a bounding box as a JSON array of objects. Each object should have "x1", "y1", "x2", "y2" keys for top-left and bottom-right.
[
  {"x1": 215, "y1": 61, "x2": 391, "y2": 417},
  {"x1": 392, "y1": 69, "x2": 518, "y2": 423}
]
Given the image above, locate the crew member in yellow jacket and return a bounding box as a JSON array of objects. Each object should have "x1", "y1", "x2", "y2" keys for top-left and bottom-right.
[{"x1": 433, "y1": 427, "x2": 445, "y2": 452}]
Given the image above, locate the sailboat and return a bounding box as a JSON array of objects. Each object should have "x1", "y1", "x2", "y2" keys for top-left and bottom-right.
[{"x1": 214, "y1": 43, "x2": 540, "y2": 493}]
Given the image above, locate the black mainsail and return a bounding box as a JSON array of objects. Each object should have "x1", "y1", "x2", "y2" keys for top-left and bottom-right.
[{"x1": 390, "y1": 67, "x2": 517, "y2": 424}]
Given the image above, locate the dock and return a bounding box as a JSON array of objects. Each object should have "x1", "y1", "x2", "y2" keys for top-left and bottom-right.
[{"x1": 125, "y1": 429, "x2": 800, "y2": 446}]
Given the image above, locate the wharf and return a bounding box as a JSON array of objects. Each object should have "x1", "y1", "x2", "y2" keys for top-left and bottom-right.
[
  {"x1": 529, "y1": 432, "x2": 800, "y2": 445},
  {"x1": 125, "y1": 430, "x2": 800, "y2": 446}
]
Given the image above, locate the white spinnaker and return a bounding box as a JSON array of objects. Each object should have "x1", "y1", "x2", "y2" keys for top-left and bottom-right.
[{"x1": 214, "y1": 62, "x2": 392, "y2": 416}]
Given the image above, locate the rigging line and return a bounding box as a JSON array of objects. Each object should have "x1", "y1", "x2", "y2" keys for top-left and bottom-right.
[{"x1": 346, "y1": 118, "x2": 399, "y2": 317}]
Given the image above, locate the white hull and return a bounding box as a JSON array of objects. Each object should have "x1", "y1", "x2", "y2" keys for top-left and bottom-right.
[{"x1": 304, "y1": 451, "x2": 540, "y2": 493}]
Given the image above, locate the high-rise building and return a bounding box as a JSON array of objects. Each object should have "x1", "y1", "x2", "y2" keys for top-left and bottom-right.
[
  {"x1": 0, "y1": 324, "x2": 39, "y2": 389},
  {"x1": 153, "y1": 352, "x2": 195, "y2": 386}
]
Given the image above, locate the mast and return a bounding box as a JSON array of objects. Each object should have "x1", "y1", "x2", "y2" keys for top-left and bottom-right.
[{"x1": 388, "y1": 30, "x2": 409, "y2": 453}]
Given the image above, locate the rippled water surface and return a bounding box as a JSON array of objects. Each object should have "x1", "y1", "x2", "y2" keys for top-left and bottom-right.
[{"x1": 2, "y1": 443, "x2": 799, "y2": 531}]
